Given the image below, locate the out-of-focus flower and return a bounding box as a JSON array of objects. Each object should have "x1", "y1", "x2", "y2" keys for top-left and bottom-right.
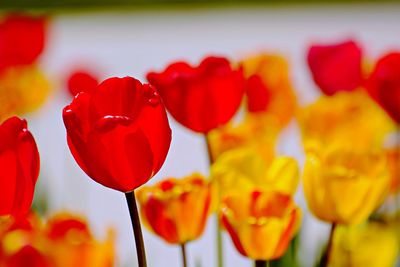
[
  {"x1": 297, "y1": 90, "x2": 394, "y2": 149},
  {"x1": 207, "y1": 113, "x2": 278, "y2": 160},
  {"x1": 44, "y1": 213, "x2": 115, "y2": 267},
  {"x1": 330, "y1": 222, "x2": 399, "y2": 267},
  {"x1": 63, "y1": 76, "x2": 172, "y2": 192},
  {"x1": 212, "y1": 147, "x2": 298, "y2": 197},
  {"x1": 307, "y1": 40, "x2": 363, "y2": 95},
  {"x1": 67, "y1": 70, "x2": 99, "y2": 97},
  {"x1": 0, "y1": 117, "x2": 40, "y2": 217},
  {"x1": 303, "y1": 142, "x2": 390, "y2": 224},
  {"x1": 221, "y1": 191, "x2": 301, "y2": 260},
  {"x1": 0, "y1": 66, "x2": 50, "y2": 122},
  {"x1": 0, "y1": 212, "x2": 115, "y2": 267},
  {"x1": 208, "y1": 54, "x2": 297, "y2": 159},
  {"x1": 0, "y1": 14, "x2": 46, "y2": 71},
  {"x1": 147, "y1": 56, "x2": 245, "y2": 133},
  {"x1": 366, "y1": 52, "x2": 400, "y2": 124},
  {"x1": 137, "y1": 174, "x2": 212, "y2": 244},
  {"x1": 386, "y1": 146, "x2": 400, "y2": 193},
  {"x1": 241, "y1": 53, "x2": 297, "y2": 126}
]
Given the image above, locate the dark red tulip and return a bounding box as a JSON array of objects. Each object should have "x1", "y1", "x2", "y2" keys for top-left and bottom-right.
[
  {"x1": 366, "y1": 52, "x2": 400, "y2": 124},
  {"x1": 0, "y1": 14, "x2": 46, "y2": 71},
  {"x1": 0, "y1": 117, "x2": 40, "y2": 216},
  {"x1": 146, "y1": 56, "x2": 246, "y2": 133},
  {"x1": 307, "y1": 40, "x2": 362, "y2": 96},
  {"x1": 63, "y1": 77, "x2": 172, "y2": 192},
  {"x1": 67, "y1": 70, "x2": 99, "y2": 97}
]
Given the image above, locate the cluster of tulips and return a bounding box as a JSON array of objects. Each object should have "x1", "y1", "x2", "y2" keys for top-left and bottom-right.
[{"x1": 0, "y1": 13, "x2": 399, "y2": 267}]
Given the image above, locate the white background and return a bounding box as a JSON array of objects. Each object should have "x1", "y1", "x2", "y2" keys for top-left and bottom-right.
[{"x1": 26, "y1": 3, "x2": 400, "y2": 267}]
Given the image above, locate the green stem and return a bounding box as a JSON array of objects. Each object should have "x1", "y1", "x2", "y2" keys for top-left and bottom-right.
[
  {"x1": 320, "y1": 223, "x2": 336, "y2": 267},
  {"x1": 125, "y1": 191, "x2": 147, "y2": 267},
  {"x1": 204, "y1": 134, "x2": 223, "y2": 267},
  {"x1": 181, "y1": 243, "x2": 188, "y2": 267}
]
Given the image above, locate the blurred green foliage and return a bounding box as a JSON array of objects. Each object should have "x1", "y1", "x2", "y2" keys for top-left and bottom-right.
[{"x1": 0, "y1": 0, "x2": 398, "y2": 11}]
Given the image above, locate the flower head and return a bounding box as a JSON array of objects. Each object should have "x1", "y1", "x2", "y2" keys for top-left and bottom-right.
[
  {"x1": 221, "y1": 190, "x2": 301, "y2": 260},
  {"x1": 137, "y1": 174, "x2": 212, "y2": 244},
  {"x1": 366, "y1": 52, "x2": 400, "y2": 124},
  {"x1": 0, "y1": 117, "x2": 40, "y2": 217},
  {"x1": 212, "y1": 147, "x2": 299, "y2": 197},
  {"x1": 147, "y1": 56, "x2": 245, "y2": 133},
  {"x1": 63, "y1": 76, "x2": 172, "y2": 192},
  {"x1": 297, "y1": 90, "x2": 394, "y2": 149},
  {"x1": 307, "y1": 40, "x2": 363, "y2": 95},
  {"x1": 303, "y1": 142, "x2": 390, "y2": 224}
]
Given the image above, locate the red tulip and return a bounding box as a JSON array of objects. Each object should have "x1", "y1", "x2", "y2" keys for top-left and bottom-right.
[
  {"x1": 0, "y1": 117, "x2": 40, "y2": 217},
  {"x1": 63, "y1": 77, "x2": 172, "y2": 192},
  {"x1": 366, "y1": 52, "x2": 400, "y2": 124},
  {"x1": 0, "y1": 14, "x2": 46, "y2": 71},
  {"x1": 146, "y1": 56, "x2": 245, "y2": 133},
  {"x1": 4, "y1": 246, "x2": 50, "y2": 267},
  {"x1": 307, "y1": 40, "x2": 362, "y2": 96},
  {"x1": 67, "y1": 70, "x2": 99, "y2": 97}
]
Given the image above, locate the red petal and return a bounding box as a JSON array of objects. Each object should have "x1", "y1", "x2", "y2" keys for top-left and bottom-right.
[{"x1": 307, "y1": 40, "x2": 362, "y2": 96}]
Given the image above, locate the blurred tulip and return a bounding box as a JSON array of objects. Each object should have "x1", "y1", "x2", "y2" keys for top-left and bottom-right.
[
  {"x1": 366, "y1": 52, "x2": 400, "y2": 124},
  {"x1": 241, "y1": 53, "x2": 297, "y2": 126},
  {"x1": 44, "y1": 213, "x2": 115, "y2": 267},
  {"x1": 208, "y1": 54, "x2": 297, "y2": 160},
  {"x1": 386, "y1": 146, "x2": 400, "y2": 193},
  {"x1": 307, "y1": 40, "x2": 363, "y2": 95},
  {"x1": 303, "y1": 142, "x2": 390, "y2": 224},
  {"x1": 137, "y1": 174, "x2": 212, "y2": 244},
  {"x1": 0, "y1": 14, "x2": 46, "y2": 71},
  {"x1": 207, "y1": 112, "x2": 278, "y2": 160},
  {"x1": 63, "y1": 76, "x2": 171, "y2": 192},
  {"x1": 0, "y1": 66, "x2": 50, "y2": 122},
  {"x1": 212, "y1": 147, "x2": 299, "y2": 197},
  {"x1": 0, "y1": 117, "x2": 40, "y2": 217},
  {"x1": 67, "y1": 70, "x2": 99, "y2": 97},
  {"x1": 0, "y1": 212, "x2": 115, "y2": 267},
  {"x1": 221, "y1": 191, "x2": 301, "y2": 260},
  {"x1": 147, "y1": 56, "x2": 245, "y2": 133},
  {"x1": 330, "y1": 222, "x2": 399, "y2": 267},
  {"x1": 297, "y1": 90, "x2": 394, "y2": 149}
]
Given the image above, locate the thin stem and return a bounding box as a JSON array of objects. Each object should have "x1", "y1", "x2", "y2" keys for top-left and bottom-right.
[
  {"x1": 204, "y1": 134, "x2": 223, "y2": 267},
  {"x1": 320, "y1": 223, "x2": 336, "y2": 267},
  {"x1": 254, "y1": 260, "x2": 267, "y2": 267},
  {"x1": 125, "y1": 191, "x2": 147, "y2": 267},
  {"x1": 181, "y1": 243, "x2": 188, "y2": 267}
]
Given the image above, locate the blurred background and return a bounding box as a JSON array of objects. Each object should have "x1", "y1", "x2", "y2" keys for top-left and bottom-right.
[{"x1": 1, "y1": 1, "x2": 399, "y2": 266}]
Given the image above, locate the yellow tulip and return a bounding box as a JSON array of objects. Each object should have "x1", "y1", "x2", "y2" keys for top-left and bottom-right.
[
  {"x1": 0, "y1": 65, "x2": 50, "y2": 122},
  {"x1": 221, "y1": 190, "x2": 301, "y2": 260},
  {"x1": 303, "y1": 142, "x2": 390, "y2": 224},
  {"x1": 297, "y1": 90, "x2": 394, "y2": 149},
  {"x1": 136, "y1": 174, "x2": 212, "y2": 244},
  {"x1": 330, "y1": 222, "x2": 399, "y2": 267},
  {"x1": 212, "y1": 147, "x2": 299, "y2": 197}
]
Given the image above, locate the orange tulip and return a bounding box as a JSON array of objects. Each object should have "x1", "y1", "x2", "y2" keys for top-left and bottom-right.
[
  {"x1": 0, "y1": 213, "x2": 115, "y2": 267},
  {"x1": 221, "y1": 190, "x2": 301, "y2": 260},
  {"x1": 297, "y1": 90, "x2": 394, "y2": 149},
  {"x1": 137, "y1": 174, "x2": 212, "y2": 244},
  {"x1": 386, "y1": 146, "x2": 400, "y2": 193}
]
